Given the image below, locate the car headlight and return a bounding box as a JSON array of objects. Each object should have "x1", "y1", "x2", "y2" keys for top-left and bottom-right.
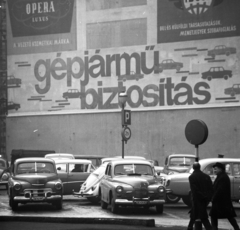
[
  {"x1": 116, "y1": 186, "x2": 124, "y2": 194},
  {"x1": 55, "y1": 182, "x2": 62, "y2": 190},
  {"x1": 13, "y1": 182, "x2": 21, "y2": 191},
  {"x1": 1, "y1": 173, "x2": 9, "y2": 181},
  {"x1": 157, "y1": 186, "x2": 165, "y2": 193}
]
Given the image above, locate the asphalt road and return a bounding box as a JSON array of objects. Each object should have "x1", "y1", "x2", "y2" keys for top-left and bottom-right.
[{"x1": 0, "y1": 187, "x2": 240, "y2": 230}]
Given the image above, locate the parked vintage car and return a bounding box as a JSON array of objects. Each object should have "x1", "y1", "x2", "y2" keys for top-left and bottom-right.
[
  {"x1": 162, "y1": 154, "x2": 196, "y2": 175},
  {"x1": 73, "y1": 162, "x2": 108, "y2": 203},
  {"x1": 74, "y1": 155, "x2": 105, "y2": 168},
  {"x1": 55, "y1": 159, "x2": 95, "y2": 195},
  {"x1": 45, "y1": 153, "x2": 75, "y2": 160},
  {"x1": 8, "y1": 157, "x2": 63, "y2": 211},
  {"x1": 0, "y1": 157, "x2": 9, "y2": 189},
  {"x1": 99, "y1": 159, "x2": 166, "y2": 214},
  {"x1": 164, "y1": 158, "x2": 240, "y2": 207}
]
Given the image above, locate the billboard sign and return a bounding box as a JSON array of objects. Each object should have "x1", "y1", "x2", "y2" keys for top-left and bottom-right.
[
  {"x1": 7, "y1": 0, "x2": 76, "y2": 55},
  {"x1": 157, "y1": 0, "x2": 240, "y2": 43}
]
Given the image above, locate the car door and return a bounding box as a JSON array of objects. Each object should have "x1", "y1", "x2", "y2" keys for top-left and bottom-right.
[
  {"x1": 232, "y1": 163, "x2": 240, "y2": 200},
  {"x1": 101, "y1": 165, "x2": 112, "y2": 202},
  {"x1": 66, "y1": 163, "x2": 91, "y2": 195}
]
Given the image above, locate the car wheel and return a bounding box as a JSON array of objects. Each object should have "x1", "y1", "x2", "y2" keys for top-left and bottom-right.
[
  {"x1": 55, "y1": 199, "x2": 62, "y2": 210},
  {"x1": 231, "y1": 91, "x2": 235, "y2": 97},
  {"x1": 111, "y1": 196, "x2": 118, "y2": 214},
  {"x1": 207, "y1": 76, "x2": 212, "y2": 81},
  {"x1": 12, "y1": 200, "x2": 18, "y2": 211},
  {"x1": 101, "y1": 199, "x2": 108, "y2": 209},
  {"x1": 182, "y1": 195, "x2": 192, "y2": 207},
  {"x1": 156, "y1": 204, "x2": 163, "y2": 214},
  {"x1": 87, "y1": 197, "x2": 100, "y2": 204},
  {"x1": 224, "y1": 75, "x2": 228, "y2": 80},
  {"x1": 176, "y1": 66, "x2": 181, "y2": 71},
  {"x1": 166, "y1": 194, "x2": 181, "y2": 204}
]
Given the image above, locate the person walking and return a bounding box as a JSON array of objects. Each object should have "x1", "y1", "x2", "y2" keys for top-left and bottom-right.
[
  {"x1": 187, "y1": 162, "x2": 213, "y2": 230},
  {"x1": 210, "y1": 162, "x2": 240, "y2": 230}
]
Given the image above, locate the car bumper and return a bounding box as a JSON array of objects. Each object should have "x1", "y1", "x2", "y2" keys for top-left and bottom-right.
[
  {"x1": 115, "y1": 198, "x2": 165, "y2": 205},
  {"x1": 73, "y1": 191, "x2": 97, "y2": 198},
  {"x1": 13, "y1": 194, "x2": 62, "y2": 202}
]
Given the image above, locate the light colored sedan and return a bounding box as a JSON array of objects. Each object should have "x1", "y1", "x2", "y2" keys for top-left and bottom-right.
[
  {"x1": 99, "y1": 159, "x2": 166, "y2": 214},
  {"x1": 165, "y1": 158, "x2": 240, "y2": 207},
  {"x1": 55, "y1": 159, "x2": 95, "y2": 195}
]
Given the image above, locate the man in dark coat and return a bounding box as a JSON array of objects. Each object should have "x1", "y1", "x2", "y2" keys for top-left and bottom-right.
[
  {"x1": 187, "y1": 162, "x2": 213, "y2": 230},
  {"x1": 210, "y1": 162, "x2": 240, "y2": 230}
]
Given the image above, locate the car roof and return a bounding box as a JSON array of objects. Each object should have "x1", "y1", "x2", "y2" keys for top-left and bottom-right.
[
  {"x1": 109, "y1": 159, "x2": 151, "y2": 166},
  {"x1": 54, "y1": 159, "x2": 92, "y2": 164},
  {"x1": 199, "y1": 158, "x2": 240, "y2": 165},
  {"x1": 15, "y1": 157, "x2": 55, "y2": 163},
  {"x1": 168, "y1": 154, "x2": 195, "y2": 157},
  {"x1": 74, "y1": 155, "x2": 105, "y2": 159}
]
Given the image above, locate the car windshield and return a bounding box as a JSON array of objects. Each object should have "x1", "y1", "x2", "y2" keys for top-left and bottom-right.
[
  {"x1": 0, "y1": 160, "x2": 6, "y2": 168},
  {"x1": 16, "y1": 162, "x2": 55, "y2": 174},
  {"x1": 169, "y1": 157, "x2": 195, "y2": 167},
  {"x1": 114, "y1": 164, "x2": 153, "y2": 176}
]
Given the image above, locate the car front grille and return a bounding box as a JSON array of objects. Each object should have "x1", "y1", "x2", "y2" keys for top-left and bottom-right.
[
  {"x1": 24, "y1": 188, "x2": 52, "y2": 198},
  {"x1": 133, "y1": 188, "x2": 148, "y2": 198}
]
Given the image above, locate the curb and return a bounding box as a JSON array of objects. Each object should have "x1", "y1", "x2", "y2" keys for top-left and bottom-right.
[{"x1": 0, "y1": 216, "x2": 155, "y2": 227}]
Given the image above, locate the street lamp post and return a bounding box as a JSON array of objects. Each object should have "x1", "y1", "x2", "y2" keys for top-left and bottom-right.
[{"x1": 118, "y1": 91, "x2": 128, "y2": 159}]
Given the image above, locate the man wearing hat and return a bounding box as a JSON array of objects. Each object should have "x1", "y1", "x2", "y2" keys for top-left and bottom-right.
[{"x1": 210, "y1": 162, "x2": 240, "y2": 230}]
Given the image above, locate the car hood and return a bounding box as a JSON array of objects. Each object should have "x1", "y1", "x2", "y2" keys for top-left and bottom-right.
[
  {"x1": 12, "y1": 173, "x2": 59, "y2": 184},
  {"x1": 82, "y1": 173, "x2": 104, "y2": 190},
  {"x1": 112, "y1": 176, "x2": 158, "y2": 187}
]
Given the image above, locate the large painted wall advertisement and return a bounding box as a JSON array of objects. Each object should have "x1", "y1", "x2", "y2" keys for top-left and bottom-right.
[{"x1": 6, "y1": 0, "x2": 240, "y2": 116}]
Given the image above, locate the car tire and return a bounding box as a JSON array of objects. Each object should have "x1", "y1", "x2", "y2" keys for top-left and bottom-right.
[
  {"x1": 182, "y1": 195, "x2": 192, "y2": 207},
  {"x1": 55, "y1": 199, "x2": 62, "y2": 210},
  {"x1": 101, "y1": 199, "x2": 108, "y2": 209},
  {"x1": 231, "y1": 91, "x2": 235, "y2": 97},
  {"x1": 87, "y1": 197, "x2": 100, "y2": 204},
  {"x1": 11, "y1": 200, "x2": 18, "y2": 211},
  {"x1": 224, "y1": 75, "x2": 228, "y2": 80},
  {"x1": 156, "y1": 204, "x2": 163, "y2": 214},
  {"x1": 111, "y1": 196, "x2": 118, "y2": 214},
  {"x1": 166, "y1": 194, "x2": 181, "y2": 204}
]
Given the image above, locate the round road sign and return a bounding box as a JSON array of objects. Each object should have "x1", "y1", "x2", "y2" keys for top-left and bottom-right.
[
  {"x1": 185, "y1": 119, "x2": 208, "y2": 146},
  {"x1": 122, "y1": 126, "x2": 131, "y2": 141}
]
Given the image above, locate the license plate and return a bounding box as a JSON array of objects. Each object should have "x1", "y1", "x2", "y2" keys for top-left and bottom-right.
[
  {"x1": 135, "y1": 201, "x2": 148, "y2": 205},
  {"x1": 32, "y1": 197, "x2": 44, "y2": 201}
]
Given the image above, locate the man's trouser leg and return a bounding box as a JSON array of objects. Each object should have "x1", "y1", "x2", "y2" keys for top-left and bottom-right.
[
  {"x1": 228, "y1": 217, "x2": 240, "y2": 230},
  {"x1": 194, "y1": 219, "x2": 202, "y2": 230},
  {"x1": 211, "y1": 217, "x2": 218, "y2": 230},
  {"x1": 202, "y1": 218, "x2": 212, "y2": 230}
]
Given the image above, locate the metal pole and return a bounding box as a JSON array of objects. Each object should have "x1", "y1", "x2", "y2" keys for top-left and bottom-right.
[
  {"x1": 122, "y1": 104, "x2": 124, "y2": 159},
  {"x1": 195, "y1": 145, "x2": 199, "y2": 162}
]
